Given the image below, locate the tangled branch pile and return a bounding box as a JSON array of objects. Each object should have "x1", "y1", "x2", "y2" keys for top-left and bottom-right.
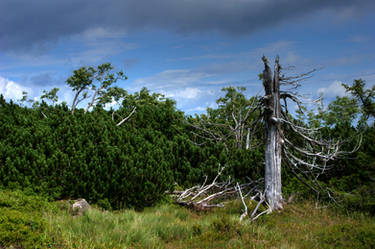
[{"x1": 171, "y1": 166, "x2": 274, "y2": 221}]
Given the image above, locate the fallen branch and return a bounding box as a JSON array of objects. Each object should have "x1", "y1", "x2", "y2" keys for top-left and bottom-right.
[
  {"x1": 170, "y1": 165, "x2": 273, "y2": 221},
  {"x1": 236, "y1": 182, "x2": 248, "y2": 221},
  {"x1": 249, "y1": 189, "x2": 272, "y2": 221}
]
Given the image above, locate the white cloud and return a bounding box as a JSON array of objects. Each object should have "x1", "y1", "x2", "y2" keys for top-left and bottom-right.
[
  {"x1": 104, "y1": 97, "x2": 120, "y2": 110},
  {"x1": 186, "y1": 101, "x2": 217, "y2": 114},
  {"x1": 317, "y1": 80, "x2": 348, "y2": 98},
  {"x1": 132, "y1": 69, "x2": 212, "y2": 91},
  {"x1": 0, "y1": 76, "x2": 31, "y2": 100},
  {"x1": 187, "y1": 106, "x2": 206, "y2": 112},
  {"x1": 167, "y1": 87, "x2": 202, "y2": 100},
  {"x1": 182, "y1": 88, "x2": 201, "y2": 99}
]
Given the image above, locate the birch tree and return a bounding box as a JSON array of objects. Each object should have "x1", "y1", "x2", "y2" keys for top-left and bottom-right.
[
  {"x1": 66, "y1": 66, "x2": 95, "y2": 115},
  {"x1": 84, "y1": 63, "x2": 127, "y2": 114},
  {"x1": 66, "y1": 63, "x2": 127, "y2": 115}
]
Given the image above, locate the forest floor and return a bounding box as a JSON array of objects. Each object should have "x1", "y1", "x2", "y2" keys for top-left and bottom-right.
[{"x1": 0, "y1": 189, "x2": 374, "y2": 249}]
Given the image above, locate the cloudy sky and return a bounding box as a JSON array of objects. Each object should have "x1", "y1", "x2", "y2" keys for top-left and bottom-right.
[{"x1": 0, "y1": 0, "x2": 374, "y2": 113}]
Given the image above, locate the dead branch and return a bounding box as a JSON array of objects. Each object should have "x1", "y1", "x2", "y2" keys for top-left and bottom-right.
[
  {"x1": 236, "y1": 182, "x2": 248, "y2": 221},
  {"x1": 170, "y1": 165, "x2": 274, "y2": 222},
  {"x1": 116, "y1": 107, "x2": 137, "y2": 126},
  {"x1": 188, "y1": 94, "x2": 261, "y2": 151},
  {"x1": 41, "y1": 111, "x2": 48, "y2": 119},
  {"x1": 174, "y1": 166, "x2": 240, "y2": 210}
]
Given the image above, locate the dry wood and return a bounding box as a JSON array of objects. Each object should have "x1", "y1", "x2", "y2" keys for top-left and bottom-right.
[
  {"x1": 116, "y1": 107, "x2": 136, "y2": 126},
  {"x1": 178, "y1": 56, "x2": 360, "y2": 220},
  {"x1": 171, "y1": 165, "x2": 274, "y2": 221},
  {"x1": 262, "y1": 56, "x2": 283, "y2": 211},
  {"x1": 188, "y1": 94, "x2": 261, "y2": 152},
  {"x1": 236, "y1": 182, "x2": 248, "y2": 221}
]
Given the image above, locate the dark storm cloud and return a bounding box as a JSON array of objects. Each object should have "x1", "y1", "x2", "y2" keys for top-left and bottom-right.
[{"x1": 0, "y1": 0, "x2": 373, "y2": 52}]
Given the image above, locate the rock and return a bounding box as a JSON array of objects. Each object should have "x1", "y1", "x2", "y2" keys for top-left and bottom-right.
[{"x1": 72, "y1": 199, "x2": 91, "y2": 216}]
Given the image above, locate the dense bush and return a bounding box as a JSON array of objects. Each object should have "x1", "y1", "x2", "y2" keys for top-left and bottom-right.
[
  {"x1": 0, "y1": 81, "x2": 374, "y2": 212},
  {"x1": 0, "y1": 190, "x2": 54, "y2": 248},
  {"x1": 0, "y1": 93, "x2": 181, "y2": 209},
  {"x1": 0, "y1": 89, "x2": 266, "y2": 209}
]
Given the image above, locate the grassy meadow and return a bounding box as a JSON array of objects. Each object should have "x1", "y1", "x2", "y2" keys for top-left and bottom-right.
[{"x1": 1, "y1": 189, "x2": 374, "y2": 249}]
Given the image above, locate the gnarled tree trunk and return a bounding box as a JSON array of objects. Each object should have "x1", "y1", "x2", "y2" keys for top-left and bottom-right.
[{"x1": 262, "y1": 56, "x2": 283, "y2": 210}]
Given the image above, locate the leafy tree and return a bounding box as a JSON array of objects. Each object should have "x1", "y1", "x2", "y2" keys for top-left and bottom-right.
[
  {"x1": 66, "y1": 66, "x2": 95, "y2": 115},
  {"x1": 343, "y1": 79, "x2": 375, "y2": 121},
  {"x1": 66, "y1": 63, "x2": 127, "y2": 115},
  {"x1": 311, "y1": 96, "x2": 359, "y2": 128},
  {"x1": 84, "y1": 63, "x2": 127, "y2": 113},
  {"x1": 40, "y1": 88, "x2": 59, "y2": 105}
]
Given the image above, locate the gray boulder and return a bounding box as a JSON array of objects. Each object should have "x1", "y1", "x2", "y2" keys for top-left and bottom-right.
[{"x1": 72, "y1": 199, "x2": 91, "y2": 216}]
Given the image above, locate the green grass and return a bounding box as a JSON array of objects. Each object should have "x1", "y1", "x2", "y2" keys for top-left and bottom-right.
[
  {"x1": 0, "y1": 189, "x2": 57, "y2": 248},
  {"x1": 1, "y1": 189, "x2": 375, "y2": 249}
]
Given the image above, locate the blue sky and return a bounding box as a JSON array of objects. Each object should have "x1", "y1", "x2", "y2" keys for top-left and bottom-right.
[{"x1": 0, "y1": 0, "x2": 374, "y2": 114}]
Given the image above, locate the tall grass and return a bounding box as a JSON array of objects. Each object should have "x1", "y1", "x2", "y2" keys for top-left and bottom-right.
[
  {"x1": 46, "y1": 203, "x2": 247, "y2": 248},
  {"x1": 45, "y1": 200, "x2": 375, "y2": 249},
  {"x1": 1, "y1": 190, "x2": 374, "y2": 248}
]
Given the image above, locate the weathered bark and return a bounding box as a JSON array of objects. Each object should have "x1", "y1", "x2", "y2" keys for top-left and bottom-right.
[
  {"x1": 262, "y1": 56, "x2": 283, "y2": 210},
  {"x1": 71, "y1": 91, "x2": 80, "y2": 115},
  {"x1": 85, "y1": 87, "x2": 102, "y2": 114},
  {"x1": 245, "y1": 127, "x2": 250, "y2": 150},
  {"x1": 71, "y1": 87, "x2": 85, "y2": 115}
]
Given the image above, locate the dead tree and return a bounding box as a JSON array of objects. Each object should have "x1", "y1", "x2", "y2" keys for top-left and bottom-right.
[
  {"x1": 261, "y1": 56, "x2": 361, "y2": 211},
  {"x1": 188, "y1": 87, "x2": 262, "y2": 152},
  {"x1": 174, "y1": 56, "x2": 360, "y2": 220},
  {"x1": 262, "y1": 56, "x2": 283, "y2": 210}
]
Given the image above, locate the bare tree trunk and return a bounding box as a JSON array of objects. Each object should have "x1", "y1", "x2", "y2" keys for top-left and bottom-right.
[
  {"x1": 85, "y1": 89, "x2": 99, "y2": 114},
  {"x1": 246, "y1": 127, "x2": 250, "y2": 150},
  {"x1": 262, "y1": 56, "x2": 283, "y2": 210},
  {"x1": 85, "y1": 85, "x2": 106, "y2": 114},
  {"x1": 71, "y1": 88, "x2": 84, "y2": 115}
]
